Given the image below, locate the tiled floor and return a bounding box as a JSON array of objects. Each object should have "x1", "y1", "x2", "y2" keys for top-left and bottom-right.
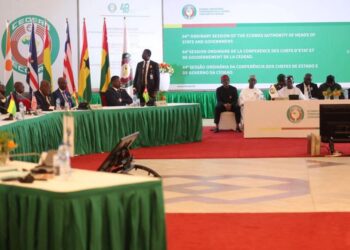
[{"x1": 134, "y1": 157, "x2": 350, "y2": 213}]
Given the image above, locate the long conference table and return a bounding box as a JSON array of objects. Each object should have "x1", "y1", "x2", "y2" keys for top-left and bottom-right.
[
  {"x1": 244, "y1": 99, "x2": 350, "y2": 138},
  {"x1": 0, "y1": 161, "x2": 166, "y2": 250},
  {"x1": 0, "y1": 103, "x2": 202, "y2": 161}
]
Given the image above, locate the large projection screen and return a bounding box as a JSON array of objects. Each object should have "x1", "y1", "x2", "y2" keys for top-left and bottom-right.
[
  {"x1": 79, "y1": 0, "x2": 163, "y2": 90},
  {"x1": 163, "y1": 0, "x2": 350, "y2": 90}
]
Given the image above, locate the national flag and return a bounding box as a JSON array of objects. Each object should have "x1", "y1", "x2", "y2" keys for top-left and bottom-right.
[
  {"x1": 99, "y1": 18, "x2": 111, "y2": 93},
  {"x1": 4, "y1": 21, "x2": 14, "y2": 95},
  {"x1": 42, "y1": 20, "x2": 53, "y2": 90},
  {"x1": 78, "y1": 19, "x2": 92, "y2": 102},
  {"x1": 7, "y1": 94, "x2": 16, "y2": 115},
  {"x1": 63, "y1": 19, "x2": 78, "y2": 105},
  {"x1": 63, "y1": 19, "x2": 76, "y2": 95},
  {"x1": 120, "y1": 17, "x2": 133, "y2": 96},
  {"x1": 143, "y1": 88, "x2": 149, "y2": 103},
  {"x1": 26, "y1": 22, "x2": 39, "y2": 92}
]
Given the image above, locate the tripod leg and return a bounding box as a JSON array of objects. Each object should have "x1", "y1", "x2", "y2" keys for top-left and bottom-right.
[
  {"x1": 133, "y1": 164, "x2": 161, "y2": 177},
  {"x1": 329, "y1": 137, "x2": 335, "y2": 154}
]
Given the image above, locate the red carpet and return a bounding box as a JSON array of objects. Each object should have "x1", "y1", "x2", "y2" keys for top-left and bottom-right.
[
  {"x1": 131, "y1": 127, "x2": 311, "y2": 159},
  {"x1": 166, "y1": 213, "x2": 350, "y2": 250},
  {"x1": 71, "y1": 127, "x2": 350, "y2": 169}
]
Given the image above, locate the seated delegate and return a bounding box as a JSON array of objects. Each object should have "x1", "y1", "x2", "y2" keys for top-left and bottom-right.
[
  {"x1": 34, "y1": 80, "x2": 53, "y2": 111},
  {"x1": 238, "y1": 75, "x2": 264, "y2": 127},
  {"x1": 213, "y1": 75, "x2": 241, "y2": 133},
  {"x1": 296, "y1": 73, "x2": 319, "y2": 99},
  {"x1": 318, "y1": 75, "x2": 344, "y2": 99},
  {"x1": 105, "y1": 75, "x2": 133, "y2": 106},
  {"x1": 278, "y1": 75, "x2": 306, "y2": 100}
]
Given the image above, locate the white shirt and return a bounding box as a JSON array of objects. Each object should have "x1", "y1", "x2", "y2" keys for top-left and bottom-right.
[
  {"x1": 239, "y1": 87, "x2": 264, "y2": 106},
  {"x1": 278, "y1": 86, "x2": 306, "y2": 100}
]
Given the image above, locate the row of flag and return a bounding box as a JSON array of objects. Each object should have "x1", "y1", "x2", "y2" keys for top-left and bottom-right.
[{"x1": 3, "y1": 18, "x2": 132, "y2": 104}]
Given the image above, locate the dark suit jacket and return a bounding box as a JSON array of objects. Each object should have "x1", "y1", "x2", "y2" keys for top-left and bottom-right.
[
  {"x1": 0, "y1": 98, "x2": 7, "y2": 114},
  {"x1": 34, "y1": 91, "x2": 52, "y2": 111},
  {"x1": 105, "y1": 87, "x2": 132, "y2": 106},
  {"x1": 216, "y1": 85, "x2": 239, "y2": 107},
  {"x1": 296, "y1": 82, "x2": 319, "y2": 99},
  {"x1": 52, "y1": 89, "x2": 74, "y2": 108},
  {"x1": 133, "y1": 60, "x2": 160, "y2": 94}
]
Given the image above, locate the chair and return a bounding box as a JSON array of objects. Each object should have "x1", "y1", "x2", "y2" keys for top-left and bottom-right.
[
  {"x1": 100, "y1": 92, "x2": 108, "y2": 107},
  {"x1": 218, "y1": 111, "x2": 237, "y2": 131}
]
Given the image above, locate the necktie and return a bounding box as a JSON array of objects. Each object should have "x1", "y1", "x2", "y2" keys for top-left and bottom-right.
[
  {"x1": 142, "y1": 62, "x2": 146, "y2": 84},
  {"x1": 62, "y1": 91, "x2": 69, "y2": 107},
  {"x1": 142, "y1": 61, "x2": 149, "y2": 85},
  {"x1": 306, "y1": 85, "x2": 311, "y2": 99}
]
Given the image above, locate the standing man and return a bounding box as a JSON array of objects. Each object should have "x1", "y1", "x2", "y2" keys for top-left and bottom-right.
[
  {"x1": 34, "y1": 80, "x2": 53, "y2": 111},
  {"x1": 214, "y1": 75, "x2": 241, "y2": 133},
  {"x1": 105, "y1": 76, "x2": 133, "y2": 106},
  {"x1": 52, "y1": 77, "x2": 74, "y2": 109},
  {"x1": 318, "y1": 75, "x2": 344, "y2": 99},
  {"x1": 278, "y1": 75, "x2": 306, "y2": 100},
  {"x1": 296, "y1": 73, "x2": 319, "y2": 99},
  {"x1": 133, "y1": 49, "x2": 160, "y2": 106},
  {"x1": 239, "y1": 75, "x2": 264, "y2": 127}
]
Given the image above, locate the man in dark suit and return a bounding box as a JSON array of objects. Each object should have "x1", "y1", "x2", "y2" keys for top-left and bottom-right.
[
  {"x1": 133, "y1": 49, "x2": 160, "y2": 106},
  {"x1": 52, "y1": 77, "x2": 74, "y2": 109},
  {"x1": 0, "y1": 83, "x2": 7, "y2": 114},
  {"x1": 34, "y1": 80, "x2": 53, "y2": 111},
  {"x1": 214, "y1": 75, "x2": 241, "y2": 133},
  {"x1": 296, "y1": 73, "x2": 319, "y2": 99},
  {"x1": 318, "y1": 75, "x2": 344, "y2": 99},
  {"x1": 8, "y1": 81, "x2": 31, "y2": 111},
  {"x1": 105, "y1": 75, "x2": 132, "y2": 106}
]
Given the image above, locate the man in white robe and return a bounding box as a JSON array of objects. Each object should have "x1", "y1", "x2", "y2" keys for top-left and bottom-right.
[
  {"x1": 278, "y1": 75, "x2": 306, "y2": 100},
  {"x1": 238, "y1": 75, "x2": 264, "y2": 128}
]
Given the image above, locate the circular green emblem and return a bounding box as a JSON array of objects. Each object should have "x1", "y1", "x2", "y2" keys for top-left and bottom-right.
[
  {"x1": 1, "y1": 15, "x2": 60, "y2": 75},
  {"x1": 287, "y1": 105, "x2": 304, "y2": 123},
  {"x1": 182, "y1": 4, "x2": 197, "y2": 19}
]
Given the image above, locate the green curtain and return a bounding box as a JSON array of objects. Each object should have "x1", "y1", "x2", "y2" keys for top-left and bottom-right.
[
  {"x1": 0, "y1": 104, "x2": 202, "y2": 161},
  {"x1": 0, "y1": 181, "x2": 166, "y2": 250},
  {"x1": 90, "y1": 90, "x2": 270, "y2": 119}
]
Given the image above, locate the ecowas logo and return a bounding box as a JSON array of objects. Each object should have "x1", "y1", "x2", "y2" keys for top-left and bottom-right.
[
  {"x1": 1, "y1": 15, "x2": 60, "y2": 75},
  {"x1": 182, "y1": 4, "x2": 197, "y2": 19},
  {"x1": 287, "y1": 105, "x2": 304, "y2": 123}
]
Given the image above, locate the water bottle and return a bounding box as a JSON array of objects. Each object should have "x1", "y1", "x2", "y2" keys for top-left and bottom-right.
[
  {"x1": 18, "y1": 102, "x2": 25, "y2": 120},
  {"x1": 64, "y1": 101, "x2": 70, "y2": 111},
  {"x1": 56, "y1": 98, "x2": 61, "y2": 110},
  {"x1": 132, "y1": 95, "x2": 137, "y2": 106},
  {"x1": 55, "y1": 144, "x2": 71, "y2": 179}
]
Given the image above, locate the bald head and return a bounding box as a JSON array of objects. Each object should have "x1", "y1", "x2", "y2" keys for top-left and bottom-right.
[
  {"x1": 304, "y1": 73, "x2": 312, "y2": 85},
  {"x1": 248, "y1": 75, "x2": 257, "y2": 89},
  {"x1": 40, "y1": 80, "x2": 51, "y2": 96},
  {"x1": 57, "y1": 77, "x2": 67, "y2": 91},
  {"x1": 14, "y1": 81, "x2": 24, "y2": 94}
]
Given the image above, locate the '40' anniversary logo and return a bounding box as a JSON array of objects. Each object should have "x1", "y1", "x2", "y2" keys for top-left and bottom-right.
[{"x1": 1, "y1": 15, "x2": 60, "y2": 75}]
